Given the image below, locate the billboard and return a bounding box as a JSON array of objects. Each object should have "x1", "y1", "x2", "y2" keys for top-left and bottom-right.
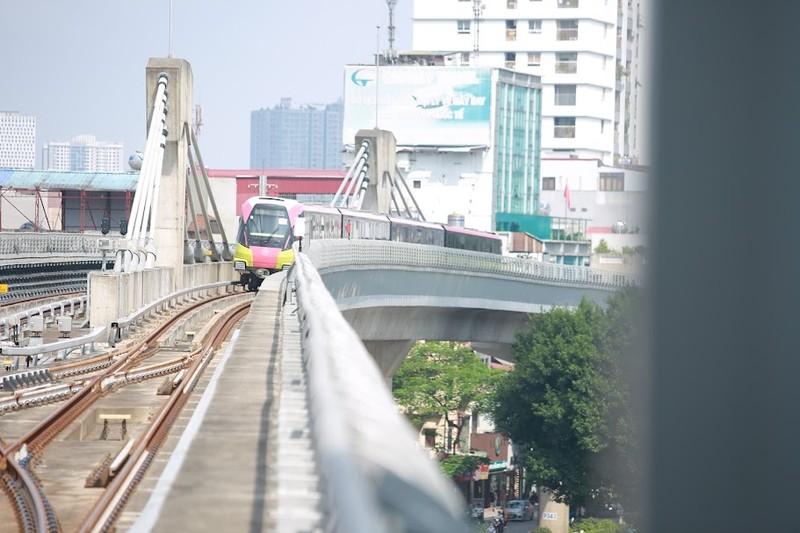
[{"x1": 343, "y1": 66, "x2": 493, "y2": 147}]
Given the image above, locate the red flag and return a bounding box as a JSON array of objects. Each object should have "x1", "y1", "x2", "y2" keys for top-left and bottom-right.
[{"x1": 564, "y1": 182, "x2": 571, "y2": 211}]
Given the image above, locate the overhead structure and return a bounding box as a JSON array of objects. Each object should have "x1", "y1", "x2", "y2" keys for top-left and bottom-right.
[
  {"x1": 115, "y1": 58, "x2": 231, "y2": 277},
  {"x1": 118, "y1": 72, "x2": 170, "y2": 272},
  {"x1": 330, "y1": 129, "x2": 425, "y2": 220}
]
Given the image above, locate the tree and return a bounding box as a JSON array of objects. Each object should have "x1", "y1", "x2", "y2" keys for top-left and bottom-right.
[
  {"x1": 489, "y1": 289, "x2": 640, "y2": 514},
  {"x1": 392, "y1": 341, "x2": 503, "y2": 454},
  {"x1": 594, "y1": 239, "x2": 611, "y2": 254}
]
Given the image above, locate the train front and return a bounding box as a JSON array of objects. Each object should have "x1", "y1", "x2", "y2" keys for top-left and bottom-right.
[{"x1": 233, "y1": 197, "x2": 301, "y2": 291}]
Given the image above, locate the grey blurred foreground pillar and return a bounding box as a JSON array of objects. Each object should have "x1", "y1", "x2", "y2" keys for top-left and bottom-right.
[{"x1": 649, "y1": 2, "x2": 800, "y2": 531}]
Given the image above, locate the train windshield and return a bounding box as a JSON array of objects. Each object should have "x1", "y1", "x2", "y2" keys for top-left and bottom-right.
[{"x1": 245, "y1": 203, "x2": 292, "y2": 249}]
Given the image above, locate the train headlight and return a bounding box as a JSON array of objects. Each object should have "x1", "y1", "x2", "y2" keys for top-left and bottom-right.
[{"x1": 234, "y1": 261, "x2": 246, "y2": 271}]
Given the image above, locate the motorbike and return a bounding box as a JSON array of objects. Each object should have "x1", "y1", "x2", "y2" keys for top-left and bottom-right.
[{"x1": 486, "y1": 516, "x2": 505, "y2": 533}]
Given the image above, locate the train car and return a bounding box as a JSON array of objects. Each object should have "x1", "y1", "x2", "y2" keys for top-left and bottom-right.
[
  {"x1": 301, "y1": 204, "x2": 344, "y2": 240},
  {"x1": 444, "y1": 225, "x2": 503, "y2": 255},
  {"x1": 388, "y1": 216, "x2": 445, "y2": 247},
  {"x1": 340, "y1": 209, "x2": 391, "y2": 240},
  {"x1": 233, "y1": 196, "x2": 303, "y2": 290},
  {"x1": 233, "y1": 195, "x2": 503, "y2": 291}
]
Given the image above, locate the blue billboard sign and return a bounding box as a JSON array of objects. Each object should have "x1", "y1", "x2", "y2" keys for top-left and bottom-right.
[{"x1": 343, "y1": 66, "x2": 493, "y2": 146}]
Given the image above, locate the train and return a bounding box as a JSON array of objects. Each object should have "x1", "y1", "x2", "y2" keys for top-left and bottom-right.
[{"x1": 232, "y1": 196, "x2": 503, "y2": 291}]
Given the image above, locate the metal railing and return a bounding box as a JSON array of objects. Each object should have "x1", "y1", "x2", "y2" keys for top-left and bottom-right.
[
  {"x1": 291, "y1": 253, "x2": 469, "y2": 533},
  {"x1": 304, "y1": 239, "x2": 642, "y2": 289},
  {"x1": 0, "y1": 233, "x2": 103, "y2": 258},
  {"x1": 0, "y1": 281, "x2": 238, "y2": 359}
]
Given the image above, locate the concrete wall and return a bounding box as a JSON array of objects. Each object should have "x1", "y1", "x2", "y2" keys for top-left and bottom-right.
[
  {"x1": 89, "y1": 262, "x2": 238, "y2": 328},
  {"x1": 88, "y1": 267, "x2": 173, "y2": 328}
]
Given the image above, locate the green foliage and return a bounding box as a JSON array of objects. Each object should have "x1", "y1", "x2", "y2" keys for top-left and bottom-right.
[
  {"x1": 439, "y1": 454, "x2": 487, "y2": 478},
  {"x1": 571, "y1": 518, "x2": 627, "y2": 533},
  {"x1": 622, "y1": 245, "x2": 646, "y2": 256},
  {"x1": 392, "y1": 341, "x2": 504, "y2": 452},
  {"x1": 488, "y1": 288, "x2": 640, "y2": 514},
  {"x1": 594, "y1": 239, "x2": 611, "y2": 254},
  {"x1": 532, "y1": 528, "x2": 553, "y2": 533}
]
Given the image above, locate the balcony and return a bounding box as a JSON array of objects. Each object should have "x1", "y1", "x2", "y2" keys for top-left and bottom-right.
[
  {"x1": 554, "y1": 125, "x2": 576, "y2": 139},
  {"x1": 555, "y1": 94, "x2": 577, "y2": 106},
  {"x1": 557, "y1": 29, "x2": 579, "y2": 41},
  {"x1": 555, "y1": 62, "x2": 578, "y2": 74}
]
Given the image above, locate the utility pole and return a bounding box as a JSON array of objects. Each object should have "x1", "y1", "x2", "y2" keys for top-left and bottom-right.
[
  {"x1": 375, "y1": 25, "x2": 381, "y2": 128},
  {"x1": 168, "y1": 0, "x2": 173, "y2": 58}
]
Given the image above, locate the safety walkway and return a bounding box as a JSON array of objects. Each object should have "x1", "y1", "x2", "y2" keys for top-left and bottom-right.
[{"x1": 118, "y1": 272, "x2": 325, "y2": 532}]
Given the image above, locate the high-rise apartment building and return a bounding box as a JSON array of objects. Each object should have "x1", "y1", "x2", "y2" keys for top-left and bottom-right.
[
  {"x1": 44, "y1": 135, "x2": 125, "y2": 172},
  {"x1": 412, "y1": 0, "x2": 645, "y2": 165},
  {"x1": 0, "y1": 111, "x2": 36, "y2": 169},
  {"x1": 250, "y1": 98, "x2": 344, "y2": 169}
]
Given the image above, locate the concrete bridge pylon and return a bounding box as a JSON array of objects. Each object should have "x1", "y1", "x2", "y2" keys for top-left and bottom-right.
[
  {"x1": 354, "y1": 129, "x2": 395, "y2": 215},
  {"x1": 90, "y1": 57, "x2": 235, "y2": 331},
  {"x1": 145, "y1": 57, "x2": 193, "y2": 290}
]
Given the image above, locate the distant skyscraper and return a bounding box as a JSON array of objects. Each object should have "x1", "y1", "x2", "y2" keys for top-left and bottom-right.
[
  {"x1": 0, "y1": 111, "x2": 36, "y2": 169},
  {"x1": 250, "y1": 98, "x2": 344, "y2": 169},
  {"x1": 44, "y1": 135, "x2": 125, "y2": 172}
]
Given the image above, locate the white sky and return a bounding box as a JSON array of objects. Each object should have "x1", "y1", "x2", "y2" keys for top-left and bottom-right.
[{"x1": 0, "y1": 1, "x2": 413, "y2": 168}]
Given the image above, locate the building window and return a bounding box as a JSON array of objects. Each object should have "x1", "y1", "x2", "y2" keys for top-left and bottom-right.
[
  {"x1": 505, "y1": 52, "x2": 516, "y2": 68},
  {"x1": 542, "y1": 177, "x2": 556, "y2": 190},
  {"x1": 413, "y1": 180, "x2": 421, "y2": 189},
  {"x1": 457, "y1": 20, "x2": 471, "y2": 34},
  {"x1": 555, "y1": 52, "x2": 578, "y2": 73},
  {"x1": 507, "y1": 0, "x2": 517, "y2": 8},
  {"x1": 558, "y1": 0, "x2": 579, "y2": 7},
  {"x1": 527, "y1": 52, "x2": 541, "y2": 66},
  {"x1": 461, "y1": 51, "x2": 471, "y2": 63},
  {"x1": 554, "y1": 117, "x2": 576, "y2": 138},
  {"x1": 423, "y1": 429, "x2": 437, "y2": 448},
  {"x1": 506, "y1": 20, "x2": 517, "y2": 40},
  {"x1": 599, "y1": 172, "x2": 625, "y2": 191},
  {"x1": 554, "y1": 84, "x2": 577, "y2": 106},
  {"x1": 557, "y1": 19, "x2": 578, "y2": 41},
  {"x1": 528, "y1": 19, "x2": 542, "y2": 33}
]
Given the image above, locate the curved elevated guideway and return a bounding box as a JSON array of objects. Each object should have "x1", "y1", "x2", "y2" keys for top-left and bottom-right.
[{"x1": 113, "y1": 239, "x2": 639, "y2": 532}]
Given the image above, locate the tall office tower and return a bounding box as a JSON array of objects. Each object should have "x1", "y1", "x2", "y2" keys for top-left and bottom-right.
[
  {"x1": 250, "y1": 98, "x2": 344, "y2": 169},
  {"x1": 0, "y1": 111, "x2": 36, "y2": 169},
  {"x1": 44, "y1": 135, "x2": 125, "y2": 172},
  {"x1": 412, "y1": 0, "x2": 645, "y2": 165}
]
